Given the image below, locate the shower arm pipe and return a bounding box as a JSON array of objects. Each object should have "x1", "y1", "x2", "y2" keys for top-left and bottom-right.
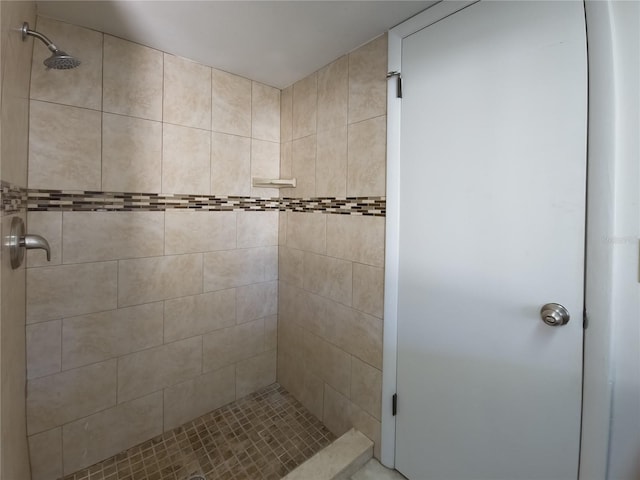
[{"x1": 21, "y1": 23, "x2": 59, "y2": 52}]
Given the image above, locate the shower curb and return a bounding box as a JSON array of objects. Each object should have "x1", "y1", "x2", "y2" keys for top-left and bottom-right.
[{"x1": 281, "y1": 429, "x2": 373, "y2": 480}]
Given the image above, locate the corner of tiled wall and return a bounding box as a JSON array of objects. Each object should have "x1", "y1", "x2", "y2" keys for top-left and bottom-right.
[
  {"x1": 25, "y1": 16, "x2": 281, "y2": 479},
  {"x1": 277, "y1": 33, "x2": 388, "y2": 459},
  {"x1": 0, "y1": 2, "x2": 37, "y2": 480}
]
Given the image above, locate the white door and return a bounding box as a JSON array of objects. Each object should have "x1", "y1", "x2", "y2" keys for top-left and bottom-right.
[{"x1": 395, "y1": 2, "x2": 587, "y2": 479}]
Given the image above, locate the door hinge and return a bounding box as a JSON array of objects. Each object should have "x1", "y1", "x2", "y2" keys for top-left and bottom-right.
[
  {"x1": 392, "y1": 393, "x2": 398, "y2": 416},
  {"x1": 583, "y1": 308, "x2": 588, "y2": 329},
  {"x1": 387, "y1": 71, "x2": 402, "y2": 98}
]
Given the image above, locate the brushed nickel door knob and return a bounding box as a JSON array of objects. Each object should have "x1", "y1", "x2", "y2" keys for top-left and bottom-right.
[{"x1": 540, "y1": 303, "x2": 570, "y2": 327}]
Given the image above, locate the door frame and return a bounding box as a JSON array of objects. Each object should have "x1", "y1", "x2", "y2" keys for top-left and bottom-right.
[{"x1": 382, "y1": 2, "x2": 620, "y2": 477}]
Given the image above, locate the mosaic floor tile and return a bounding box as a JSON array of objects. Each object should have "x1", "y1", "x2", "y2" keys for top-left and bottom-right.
[{"x1": 63, "y1": 384, "x2": 335, "y2": 480}]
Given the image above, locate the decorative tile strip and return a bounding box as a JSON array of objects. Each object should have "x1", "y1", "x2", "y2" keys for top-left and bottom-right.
[
  {"x1": 280, "y1": 196, "x2": 386, "y2": 216},
  {"x1": 2, "y1": 184, "x2": 386, "y2": 216},
  {"x1": 1, "y1": 180, "x2": 28, "y2": 215}
]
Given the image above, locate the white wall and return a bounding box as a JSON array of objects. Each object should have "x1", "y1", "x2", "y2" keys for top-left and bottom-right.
[
  {"x1": 606, "y1": 2, "x2": 640, "y2": 479},
  {"x1": 582, "y1": 2, "x2": 640, "y2": 479}
]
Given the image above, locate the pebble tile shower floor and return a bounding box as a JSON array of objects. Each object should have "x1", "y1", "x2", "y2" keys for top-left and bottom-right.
[{"x1": 63, "y1": 384, "x2": 335, "y2": 480}]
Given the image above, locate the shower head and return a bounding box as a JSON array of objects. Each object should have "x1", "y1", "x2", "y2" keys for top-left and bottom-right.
[
  {"x1": 21, "y1": 22, "x2": 81, "y2": 70},
  {"x1": 43, "y1": 50, "x2": 81, "y2": 70}
]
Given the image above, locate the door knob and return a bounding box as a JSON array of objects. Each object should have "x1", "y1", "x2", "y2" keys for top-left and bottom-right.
[
  {"x1": 540, "y1": 303, "x2": 570, "y2": 327},
  {"x1": 7, "y1": 217, "x2": 51, "y2": 269}
]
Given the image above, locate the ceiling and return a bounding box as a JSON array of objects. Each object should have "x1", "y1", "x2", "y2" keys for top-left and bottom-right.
[{"x1": 36, "y1": 1, "x2": 435, "y2": 88}]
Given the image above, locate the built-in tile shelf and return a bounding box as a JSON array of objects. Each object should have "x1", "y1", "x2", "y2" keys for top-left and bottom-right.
[{"x1": 252, "y1": 177, "x2": 297, "y2": 188}]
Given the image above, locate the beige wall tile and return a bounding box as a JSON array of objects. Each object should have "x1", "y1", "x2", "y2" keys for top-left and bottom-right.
[
  {"x1": 303, "y1": 252, "x2": 352, "y2": 306},
  {"x1": 347, "y1": 116, "x2": 386, "y2": 196},
  {"x1": 27, "y1": 261, "x2": 117, "y2": 323},
  {"x1": 279, "y1": 212, "x2": 287, "y2": 246},
  {"x1": 353, "y1": 263, "x2": 384, "y2": 318},
  {"x1": 164, "y1": 289, "x2": 236, "y2": 343},
  {"x1": 163, "y1": 54, "x2": 211, "y2": 129},
  {"x1": 236, "y1": 349, "x2": 276, "y2": 398},
  {"x1": 103, "y1": 35, "x2": 163, "y2": 120},
  {"x1": 326, "y1": 215, "x2": 384, "y2": 267},
  {"x1": 203, "y1": 246, "x2": 277, "y2": 291},
  {"x1": 3, "y1": 6, "x2": 36, "y2": 478},
  {"x1": 352, "y1": 409, "x2": 381, "y2": 460},
  {"x1": 28, "y1": 101, "x2": 101, "y2": 190},
  {"x1": 26, "y1": 320, "x2": 61, "y2": 380},
  {"x1": 348, "y1": 34, "x2": 387, "y2": 124},
  {"x1": 300, "y1": 292, "x2": 335, "y2": 344},
  {"x1": 304, "y1": 331, "x2": 351, "y2": 397},
  {"x1": 298, "y1": 370, "x2": 325, "y2": 421},
  {"x1": 163, "y1": 366, "x2": 235, "y2": 431},
  {"x1": 265, "y1": 314, "x2": 278, "y2": 351},
  {"x1": 286, "y1": 288, "x2": 335, "y2": 350},
  {"x1": 202, "y1": 319, "x2": 265, "y2": 372},
  {"x1": 250, "y1": 139, "x2": 280, "y2": 197},
  {"x1": 316, "y1": 126, "x2": 347, "y2": 197},
  {"x1": 0, "y1": 212, "x2": 30, "y2": 480},
  {"x1": 236, "y1": 281, "x2": 277, "y2": 324},
  {"x1": 292, "y1": 73, "x2": 317, "y2": 139},
  {"x1": 27, "y1": 211, "x2": 62, "y2": 267},
  {"x1": 211, "y1": 132, "x2": 251, "y2": 196},
  {"x1": 323, "y1": 384, "x2": 352, "y2": 437},
  {"x1": 323, "y1": 384, "x2": 382, "y2": 458},
  {"x1": 351, "y1": 357, "x2": 382, "y2": 420},
  {"x1": 211, "y1": 68, "x2": 251, "y2": 136},
  {"x1": 237, "y1": 211, "x2": 278, "y2": 248},
  {"x1": 165, "y1": 210, "x2": 236, "y2": 255},
  {"x1": 117, "y1": 337, "x2": 201, "y2": 403},
  {"x1": 281, "y1": 85, "x2": 293, "y2": 143},
  {"x1": 102, "y1": 113, "x2": 162, "y2": 193},
  {"x1": 2, "y1": 0, "x2": 35, "y2": 187},
  {"x1": 277, "y1": 282, "x2": 299, "y2": 328},
  {"x1": 62, "y1": 303, "x2": 164, "y2": 370},
  {"x1": 30, "y1": 17, "x2": 102, "y2": 110},
  {"x1": 63, "y1": 211, "x2": 164, "y2": 263},
  {"x1": 118, "y1": 254, "x2": 202, "y2": 307},
  {"x1": 162, "y1": 123, "x2": 211, "y2": 194},
  {"x1": 291, "y1": 135, "x2": 316, "y2": 198},
  {"x1": 279, "y1": 246, "x2": 304, "y2": 287},
  {"x1": 27, "y1": 359, "x2": 117, "y2": 435},
  {"x1": 277, "y1": 347, "x2": 303, "y2": 400},
  {"x1": 252, "y1": 82, "x2": 280, "y2": 142},
  {"x1": 277, "y1": 307, "x2": 305, "y2": 357},
  {"x1": 28, "y1": 427, "x2": 62, "y2": 480},
  {"x1": 2, "y1": 94, "x2": 29, "y2": 186},
  {"x1": 327, "y1": 300, "x2": 382, "y2": 369},
  {"x1": 286, "y1": 212, "x2": 326, "y2": 254},
  {"x1": 280, "y1": 141, "x2": 292, "y2": 179},
  {"x1": 62, "y1": 392, "x2": 163, "y2": 475},
  {"x1": 317, "y1": 56, "x2": 348, "y2": 132}
]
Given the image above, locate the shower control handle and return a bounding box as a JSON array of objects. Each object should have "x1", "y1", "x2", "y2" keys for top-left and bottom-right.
[
  {"x1": 20, "y1": 234, "x2": 51, "y2": 261},
  {"x1": 540, "y1": 303, "x2": 570, "y2": 327},
  {"x1": 7, "y1": 217, "x2": 51, "y2": 269}
]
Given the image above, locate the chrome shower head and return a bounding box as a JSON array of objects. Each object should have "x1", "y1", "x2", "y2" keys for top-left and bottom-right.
[
  {"x1": 21, "y1": 22, "x2": 81, "y2": 70},
  {"x1": 44, "y1": 50, "x2": 81, "y2": 70}
]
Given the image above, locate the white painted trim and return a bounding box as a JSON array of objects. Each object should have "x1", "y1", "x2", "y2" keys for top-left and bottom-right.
[
  {"x1": 580, "y1": 1, "x2": 640, "y2": 478},
  {"x1": 381, "y1": 0, "x2": 478, "y2": 467},
  {"x1": 381, "y1": 24, "x2": 401, "y2": 470}
]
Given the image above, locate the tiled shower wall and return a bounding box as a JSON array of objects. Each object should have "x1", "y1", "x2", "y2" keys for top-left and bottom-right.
[
  {"x1": 0, "y1": 2, "x2": 36, "y2": 479},
  {"x1": 25, "y1": 17, "x2": 280, "y2": 479},
  {"x1": 277, "y1": 35, "x2": 387, "y2": 457}
]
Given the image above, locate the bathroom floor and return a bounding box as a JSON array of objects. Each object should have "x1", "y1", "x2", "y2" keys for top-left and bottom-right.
[{"x1": 63, "y1": 384, "x2": 335, "y2": 480}]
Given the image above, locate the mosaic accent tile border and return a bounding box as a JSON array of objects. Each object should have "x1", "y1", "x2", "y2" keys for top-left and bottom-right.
[
  {"x1": 63, "y1": 383, "x2": 335, "y2": 480},
  {"x1": 1, "y1": 182, "x2": 386, "y2": 216},
  {"x1": 1, "y1": 180, "x2": 27, "y2": 215}
]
